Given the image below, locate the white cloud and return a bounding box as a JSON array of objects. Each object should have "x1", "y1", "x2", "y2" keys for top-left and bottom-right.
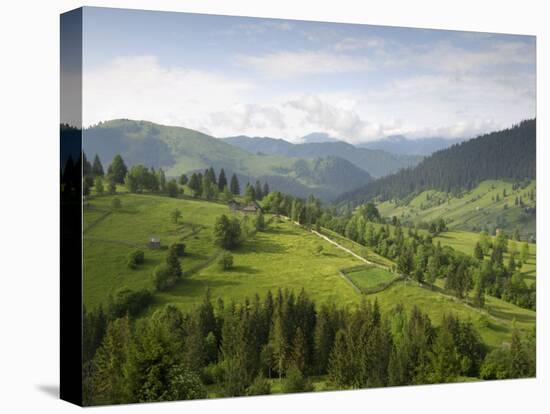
[
  {"x1": 83, "y1": 51, "x2": 535, "y2": 144},
  {"x1": 83, "y1": 56, "x2": 253, "y2": 131},
  {"x1": 238, "y1": 51, "x2": 370, "y2": 79},
  {"x1": 333, "y1": 36, "x2": 385, "y2": 52},
  {"x1": 286, "y1": 95, "x2": 372, "y2": 141}
]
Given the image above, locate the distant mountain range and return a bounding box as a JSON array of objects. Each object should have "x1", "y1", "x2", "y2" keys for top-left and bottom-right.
[
  {"x1": 83, "y1": 120, "x2": 374, "y2": 201},
  {"x1": 223, "y1": 136, "x2": 422, "y2": 178},
  {"x1": 336, "y1": 119, "x2": 536, "y2": 205},
  {"x1": 358, "y1": 135, "x2": 465, "y2": 156}
]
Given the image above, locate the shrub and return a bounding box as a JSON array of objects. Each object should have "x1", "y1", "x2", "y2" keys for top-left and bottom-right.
[
  {"x1": 247, "y1": 375, "x2": 271, "y2": 396},
  {"x1": 153, "y1": 263, "x2": 178, "y2": 291},
  {"x1": 172, "y1": 243, "x2": 185, "y2": 257},
  {"x1": 126, "y1": 249, "x2": 145, "y2": 269},
  {"x1": 218, "y1": 252, "x2": 234, "y2": 271},
  {"x1": 107, "y1": 287, "x2": 153, "y2": 319},
  {"x1": 281, "y1": 367, "x2": 313, "y2": 394},
  {"x1": 111, "y1": 198, "x2": 122, "y2": 209},
  {"x1": 167, "y1": 365, "x2": 207, "y2": 401},
  {"x1": 202, "y1": 363, "x2": 225, "y2": 386}
]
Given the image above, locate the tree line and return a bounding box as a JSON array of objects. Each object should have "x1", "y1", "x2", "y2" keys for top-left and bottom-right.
[
  {"x1": 338, "y1": 119, "x2": 536, "y2": 206},
  {"x1": 82, "y1": 289, "x2": 535, "y2": 405}
]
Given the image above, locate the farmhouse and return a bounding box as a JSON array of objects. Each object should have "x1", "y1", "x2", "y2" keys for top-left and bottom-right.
[
  {"x1": 228, "y1": 200, "x2": 263, "y2": 214},
  {"x1": 149, "y1": 237, "x2": 161, "y2": 249}
]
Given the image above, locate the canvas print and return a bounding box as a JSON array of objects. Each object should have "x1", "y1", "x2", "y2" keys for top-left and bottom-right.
[{"x1": 61, "y1": 6, "x2": 536, "y2": 406}]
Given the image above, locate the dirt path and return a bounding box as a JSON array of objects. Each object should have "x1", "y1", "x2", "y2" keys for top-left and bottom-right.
[{"x1": 310, "y1": 229, "x2": 374, "y2": 265}]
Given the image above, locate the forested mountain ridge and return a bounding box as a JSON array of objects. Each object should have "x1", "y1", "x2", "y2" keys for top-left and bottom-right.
[
  {"x1": 337, "y1": 119, "x2": 536, "y2": 205},
  {"x1": 223, "y1": 135, "x2": 422, "y2": 178},
  {"x1": 82, "y1": 119, "x2": 372, "y2": 201}
]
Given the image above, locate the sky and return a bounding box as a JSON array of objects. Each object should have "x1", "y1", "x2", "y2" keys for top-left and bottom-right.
[{"x1": 81, "y1": 7, "x2": 536, "y2": 143}]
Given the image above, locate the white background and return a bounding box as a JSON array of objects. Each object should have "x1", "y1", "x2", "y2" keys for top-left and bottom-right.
[{"x1": 0, "y1": 0, "x2": 547, "y2": 412}]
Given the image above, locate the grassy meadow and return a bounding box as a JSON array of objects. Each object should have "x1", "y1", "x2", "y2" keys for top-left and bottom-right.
[
  {"x1": 377, "y1": 180, "x2": 536, "y2": 238},
  {"x1": 84, "y1": 192, "x2": 362, "y2": 312}
]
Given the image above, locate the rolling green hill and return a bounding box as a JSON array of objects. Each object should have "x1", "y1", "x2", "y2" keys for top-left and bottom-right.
[
  {"x1": 223, "y1": 135, "x2": 423, "y2": 178},
  {"x1": 83, "y1": 119, "x2": 372, "y2": 201},
  {"x1": 377, "y1": 180, "x2": 536, "y2": 239}
]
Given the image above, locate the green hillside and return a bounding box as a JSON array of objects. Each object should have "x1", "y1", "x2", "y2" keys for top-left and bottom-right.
[
  {"x1": 83, "y1": 190, "x2": 534, "y2": 349},
  {"x1": 83, "y1": 192, "x2": 362, "y2": 312},
  {"x1": 83, "y1": 119, "x2": 372, "y2": 201},
  {"x1": 377, "y1": 180, "x2": 536, "y2": 239}
]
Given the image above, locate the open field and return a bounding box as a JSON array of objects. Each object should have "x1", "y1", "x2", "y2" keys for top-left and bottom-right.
[
  {"x1": 344, "y1": 265, "x2": 398, "y2": 291},
  {"x1": 84, "y1": 192, "x2": 535, "y2": 350},
  {"x1": 377, "y1": 180, "x2": 536, "y2": 238}
]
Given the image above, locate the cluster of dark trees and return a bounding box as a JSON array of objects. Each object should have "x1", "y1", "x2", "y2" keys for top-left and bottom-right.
[
  {"x1": 153, "y1": 243, "x2": 185, "y2": 291},
  {"x1": 185, "y1": 166, "x2": 270, "y2": 203},
  {"x1": 187, "y1": 167, "x2": 234, "y2": 199},
  {"x1": 262, "y1": 192, "x2": 323, "y2": 231},
  {"x1": 338, "y1": 119, "x2": 536, "y2": 205},
  {"x1": 473, "y1": 233, "x2": 535, "y2": 310},
  {"x1": 81, "y1": 152, "x2": 128, "y2": 196},
  {"x1": 82, "y1": 289, "x2": 535, "y2": 405},
  {"x1": 81, "y1": 155, "x2": 279, "y2": 203},
  {"x1": 82, "y1": 152, "x2": 181, "y2": 198}
]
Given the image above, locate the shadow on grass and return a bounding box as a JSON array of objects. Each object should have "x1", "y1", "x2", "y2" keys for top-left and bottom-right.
[
  {"x1": 486, "y1": 320, "x2": 509, "y2": 334},
  {"x1": 157, "y1": 277, "x2": 241, "y2": 301},
  {"x1": 229, "y1": 265, "x2": 260, "y2": 275},
  {"x1": 184, "y1": 251, "x2": 210, "y2": 261},
  {"x1": 265, "y1": 226, "x2": 300, "y2": 236},
  {"x1": 488, "y1": 306, "x2": 535, "y2": 323},
  {"x1": 239, "y1": 238, "x2": 288, "y2": 255}
]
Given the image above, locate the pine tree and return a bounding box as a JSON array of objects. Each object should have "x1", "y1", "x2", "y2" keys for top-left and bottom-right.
[
  {"x1": 218, "y1": 168, "x2": 227, "y2": 191},
  {"x1": 92, "y1": 154, "x2": 104, "y2": 176},
  {"x1": 270, "y1": 311, "x2": 288, "y2": 379},
  {"x1": 474, "y1": 242, "x2": 484, "y2": 260},
  {"x1": 230, "y1": 174, "x2": 240, "y2": 195},
  {"x1": 166, "y1": 244, "x2": 182, "y2": 278},
  {"x1": 328, "y1": 329, "x2": 352, "y2": 387},
  {"x1": 107, "y1": 154, "x2": 128, "y2": 184},
  {"x1": 291, "y1": 327, "x2": 308, "y2": 374},
  {"x1": 428, "y1": 325, "x2": 459, "y2": 383},
  {"x1": 263, "y1": 181, "x2": 270, "y2": 197},
  {"x1": 158, "y1": 168, "x2": 166, "y2": 192},
  {"x1": 91, "y1": 315, "x2": 131, "y2": 404},
  {"x1": 472, "y1": 269, "x2": 485, "y2": 308},
  {"x1": 510, "y1": 328, "x2": 530, "y2": 378},
  {"x1": 207, "y1": 167, "x2": 217, "y2": 186},
  {"x1": 245, "y1": 184, "x2": 256, "y2": 203},
  {"x1": 314, "y1": 305, "x2": 334, "y2": 375},
  {"x1": 255, "y1": 180, "x2": 263, "y2": 200}
]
